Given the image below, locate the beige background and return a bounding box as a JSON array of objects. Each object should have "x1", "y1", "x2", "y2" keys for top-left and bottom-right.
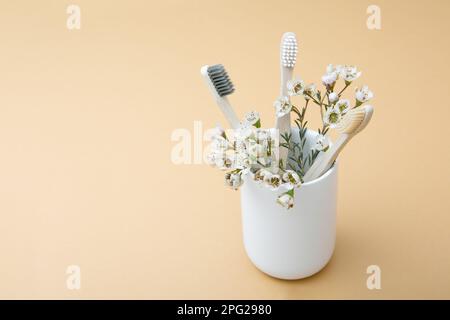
[{"x1": 0, "y1": 0, "x2": 449, "y2": 299}]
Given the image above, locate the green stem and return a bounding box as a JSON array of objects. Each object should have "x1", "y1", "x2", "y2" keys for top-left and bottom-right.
[
  {"x1": 305, "y1": 93, "x2": 321, "y2": 106},
  {"x1": 338, "y1": 82, "x2": 350, "y2": 96}
]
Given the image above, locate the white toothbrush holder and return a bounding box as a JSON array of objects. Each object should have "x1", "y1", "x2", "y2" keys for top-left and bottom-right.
[{"x1": 240, "y1": 129, "x2": 338, "y2": 280}]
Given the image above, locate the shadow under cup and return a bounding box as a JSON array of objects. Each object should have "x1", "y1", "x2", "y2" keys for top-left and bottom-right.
[{"x1": 240, "y1": 129, "x2": 338, "y2": 280}]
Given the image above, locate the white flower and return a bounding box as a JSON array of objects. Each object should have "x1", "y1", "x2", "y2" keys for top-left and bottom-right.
[
  {"x1": 235, "y1": 123, "x2": 254, "y2": 140},
  {"x1": 247, "y1": 142, "x2": 266, "y2": 159},
  {"x1": 335, "y1": 99, "x2": 351, "y2": 114},
  {"x1": 235, "y1": 127, "x2": 278, "y2": 170},
  {"x1": 312, "y1": 134, "x2": 329, "y2": 152},
  {"x1": 206, "y1": 152, "x2": 220, "y2": 167},
  {"x1": 263, "y1": 171, "x2": 272, "y2": 184},
  {"x1": 207, "y1": 152, "x2": 226, "y2": 169},
  {"x1": 321, "y1": 72, "x2": 338, "y2": 87},
  {"x1": 328, "y1": 92, "x2": 338, "y2": 103},
  {"x1": 207, "y1": 134, "x2": 232, "y2": 169},
  {"x1": 222, "y1": 150, "x2": 236, "y2": 170},
  {"x1": 225, "y1": 171, "x2": 243, "y2": 190},
  {"x1": 253, "y1": 169, "x2": 269, "y2": 184},
  {"x1": 274, "y1": 96, "x2": 292, "y2": 118},
  {"x1": 267, "y1": 174, "x2": 282, "y2": 190},
  {"x1": 242, "y1": 111, "x2": 261, "y2": 128},
  {"x1": 277, "y1": 192, "x2": 294, "y2": 209},
  {"x1": 254, "y1": 128, "x2": 270, "y2": 142},
  {"x1": 287, "y1": 78, "x2": 305, "y2": 96},
  {"x1": 323, "y1": 106, "x2": 342, "y2": 128},
  {"x1": 303, "y1": 83, "x2": 318, "y2": 101},
  {"x1": 234, "y1": 152, "x2": 250, "y2": 170},
  {"x1": 282, "y1": 170, "x2": 301, "y2": 190},
  {"x1": 211, "y1": 136, "x2": 229, "y2": 152},
  {"x1": 339, "y1": 65, "x2": 361, "y2": 83},
  {"x1": 322, "y1": 65, "x2": 341, "y2": 90},
  {"x1": 210, "y1": 125, "x2": 225, "y2": 140},
  {"x1": 326, "y1": 64, "x2": 342, "y2": 75},
  {"x1": 355, "y1": 85, "x2": 373, "y2": 103}
]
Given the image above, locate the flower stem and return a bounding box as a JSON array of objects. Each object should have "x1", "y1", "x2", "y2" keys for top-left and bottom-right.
[{"x1": 338, "y1": 82, "x2": 350, "y2": 96}]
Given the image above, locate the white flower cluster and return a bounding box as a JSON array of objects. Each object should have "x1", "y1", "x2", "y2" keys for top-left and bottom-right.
[
  {"x1": 322, "y1": 64, "x2": 362, "y2": 90},
  {"x1": 321, "y1": 65, "x2": 373, "y2": 129},
  {"x1": 207, "y1": 111, "x2": 305, "y2": 209},
  {"x1": 253, "y1": 168, "x2": 301, "y2": 209},
  {"x1": 207, "y1": 111, "x2": 280, "y2": 189},
  {"x1": 207, "y1": 62, "x2": 374, "y2": 210}
]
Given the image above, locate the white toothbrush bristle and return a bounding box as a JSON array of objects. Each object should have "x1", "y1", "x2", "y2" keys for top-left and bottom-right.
[{"x1": 281, "y1": 33, "x2": 298, "y2": 68}]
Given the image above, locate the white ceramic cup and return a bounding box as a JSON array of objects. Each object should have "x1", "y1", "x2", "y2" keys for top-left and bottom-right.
[{"x1": 240, "y1": 129, "x2": 338, "y2": 280}]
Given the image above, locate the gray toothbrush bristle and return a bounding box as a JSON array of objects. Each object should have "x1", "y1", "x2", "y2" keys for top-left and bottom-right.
[{"x1": 207, "y1": 64, "x2": 235, "y2": 97}]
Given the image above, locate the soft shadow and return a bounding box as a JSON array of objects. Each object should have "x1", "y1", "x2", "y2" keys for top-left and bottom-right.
[{"x1": 269, "y1": 227, "x2": 369, "y2": 299}]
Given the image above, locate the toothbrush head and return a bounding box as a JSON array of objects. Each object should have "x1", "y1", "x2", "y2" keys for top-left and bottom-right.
[
  {"x1": 336, "y1": 105, "x2": 374, "y2": 135},
  {"x1": 201, "y1": 64, "x2": 235, "y2": 97},
  {"x1": 281, "y1": 32, "x2": 298, "y2": 68}
]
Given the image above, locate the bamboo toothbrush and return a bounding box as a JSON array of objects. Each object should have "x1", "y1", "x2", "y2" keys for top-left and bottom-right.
[
  {"x1": 201, "y1": 64, "x2": 240, "y2": 129},
  {"x1": 276, "y1": 32, "x2": 298, "y2": 167},
  {"x1": 303, "y1": 105, "x2": 374, "y2": 182}
]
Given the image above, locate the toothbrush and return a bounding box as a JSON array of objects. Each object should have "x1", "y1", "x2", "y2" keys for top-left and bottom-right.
[
  {"x1": 303, "y1": 105, "x2": 374, "y2": 182},
  {"x1": 200, "y1": 64, "x2": 240, "y2": 129},
  {"x1": 276, "y1": 32, "x2": 298, "y2": 167}
]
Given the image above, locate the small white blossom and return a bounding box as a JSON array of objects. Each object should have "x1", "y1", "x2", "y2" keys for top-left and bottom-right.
[
  {"x1": 242, "y1": 111, "x2": 261, "y2": 128},
  {"x1": 221, "y1": 150, "x2": 236, "y2": 170},
  {"x1": 303, "y1": 83, "x2": 318, "y2": 101},
  {"x1": 322, "y1": 72, "x2": 338, "y2": 87},
  {"x1": 225, "y1": 171, "x2": 243, "y2": 190},
  {"x1": 211, "y1": 136, "x2": 230, "y2": 152},
  {"x1": 355, "y1": 85, "x2": 373, "y2": 103},
  {"x1": 206, "y1": 152, "x2": 221, "y2": 167},
  {"x1": 207, "y1": 134, "x2": 232, "y2": 169},
  {"x1": 335, "y1": 99, "x2": 351, "y2": 114},
  {"x1": 323, "y1": 106, "x2": 342, "y2": 128},
  {"x1": 267, "y1": 174, "x2": 282, "y2": 190},
  {"x1": 247, "y1": 142, "x2": 266, "y2": 159},
  {"x1": 235, "y1": 127, "x2": 278, "y2": 170},
  {"x1": 326, "y1": 64, "x2": 342, "y2": 75},
  {"x1": 262, "y1": 170, "x2": 272, "y2": 184},
  {"x1": 210, "y1": 125, "x2": 225, "y2": 140},
  {"x1": 328, "y1": 92, "x2": 338, "y2": 103},
  {"x1": 287, "y1": 78, "x2": 305, "y2": 96},
  {"x1": 313, "y1": 134, "x2": 329, "y2": 152},
  {"x1": 235, "y1": 123, "x2": 254, "y2": 140},
  {"x1": 339, "y1": 65, "x2": 361, "y2": 83},
  {"x1": 254, "y1": 128, "x2": 270, "y2": 142},
  {"x1": 277, "y1": 192, "x2": 294, "y2": 209},
  {"x1": 234, "y1": 152, "x2": 250, "y2": 170},
  {"x1": 253, "y1": 169, "x2": 269, "y2": 184},
  {"x1": 207, "y1": 152, "x2": 226, "y2": 169},
  {"x1": 282, "y1": 170, "x2": 301, "y2": 190},
  {"x1": 322, "y1": 64, "x2": 342, "y2": 90},
  {"x1": 274, "y1": 96, "x2": 292, "y2": 118}
]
